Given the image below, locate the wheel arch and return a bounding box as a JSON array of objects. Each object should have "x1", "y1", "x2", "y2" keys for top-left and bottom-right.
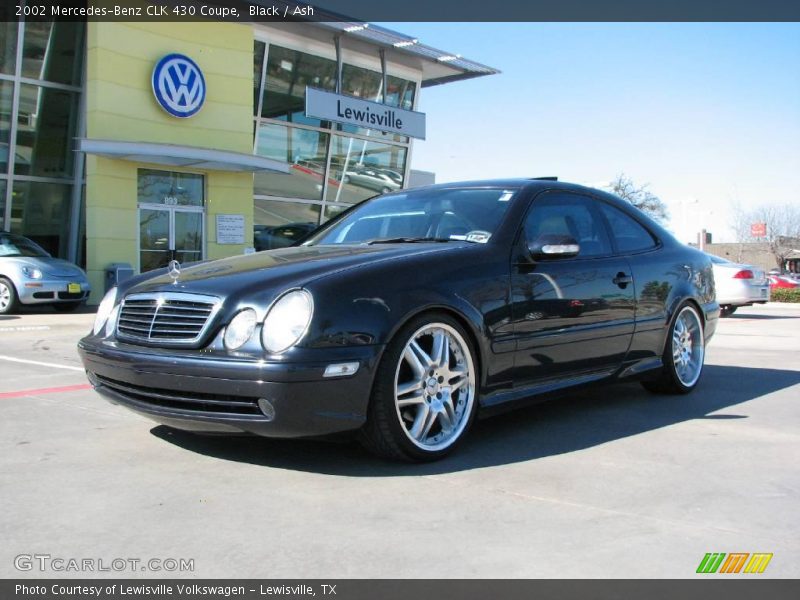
[{"x1": 382, "y1": 304, "x2": 487, "y2": 392}]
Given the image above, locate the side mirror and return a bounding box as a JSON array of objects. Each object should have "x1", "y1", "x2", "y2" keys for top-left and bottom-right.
[{"x1": 528, "y1": 234, "x2": 580, "y2": 259}]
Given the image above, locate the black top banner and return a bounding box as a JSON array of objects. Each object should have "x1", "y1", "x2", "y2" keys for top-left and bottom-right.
[{"x1": 1, "y1": 0, "x2": 799, "y2": 22}]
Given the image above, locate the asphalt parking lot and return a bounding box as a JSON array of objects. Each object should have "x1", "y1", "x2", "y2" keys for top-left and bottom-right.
[{"x1": 1, "y1": 303, "x2": 798, "y2": 578}]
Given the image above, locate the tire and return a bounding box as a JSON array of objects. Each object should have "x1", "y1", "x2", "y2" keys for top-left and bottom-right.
[
  {"x1": 0, "y1": 277, "x2": 19, "y2": 315},
  {"x1": 359, "y1": 312, "x2": 479, "y2": 461},
  {"x1": 53, "y1": 302, "x2": 82, "y2": 313},
  {"x1": 642, "y1": 303, "x2": 705, "y2": 395},
  {"x1": 720, "y1": 305, "x2": 737, "y2": 318},
  {"x1": 381, "y1": 187, "x2": 391, "y2": 194}
]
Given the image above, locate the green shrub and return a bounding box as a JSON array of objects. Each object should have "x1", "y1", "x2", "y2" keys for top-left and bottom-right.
[{"x1": 771, "y1": 288, "x2": 800, "y2": 303}]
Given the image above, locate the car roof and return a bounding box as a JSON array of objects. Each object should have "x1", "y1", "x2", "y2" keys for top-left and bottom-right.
[{"x1": 400, "y1": 178, "x2": 676, "y2": 243}]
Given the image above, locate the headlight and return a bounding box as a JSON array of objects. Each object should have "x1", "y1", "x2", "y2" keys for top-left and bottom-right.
[
  {"x1": 261, "y1": 290, "x2": 313, "y2": 354},
  {"x1": 22, "y1": 266, "x2": 42, "y2": 280},
  {"x1": 93, "y1": 287, "x2": 117, "y2": 335},
  {"x1": 104, "y1": 304, "x2": 120, "y2": 338},
  {"x1": 224, "y1": 308, "x2": 257, "y2": 350}
]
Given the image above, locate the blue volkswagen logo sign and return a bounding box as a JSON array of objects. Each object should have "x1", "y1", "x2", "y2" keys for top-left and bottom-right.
[{"x1": 152, "y1": 53, "x2": 206, "y2": 118}]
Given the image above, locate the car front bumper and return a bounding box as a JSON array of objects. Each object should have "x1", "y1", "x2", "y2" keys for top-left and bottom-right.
[
  {"x1": 17, "y1": 278, "x2": 91, "y2": 305},
  {"x1": 77, "y1": 337, "x2": 383, "y2": 438}
]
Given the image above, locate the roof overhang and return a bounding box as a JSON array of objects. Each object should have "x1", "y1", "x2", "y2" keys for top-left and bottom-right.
[
  {"x1": 246, "y1": 1, "x2": 499, "y2": 87},
  {"x1": 311, "y1": 21, "x2": 500, "y2": 87},
  {"x1": 77, "y1": 139, "x2": 290, "y2": 173}
]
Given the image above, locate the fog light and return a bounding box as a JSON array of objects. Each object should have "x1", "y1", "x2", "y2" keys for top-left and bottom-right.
[
  {"x1": 323, "y1": 362, "x2": 360, "y2": 378},
  {"x1": 257, "y1": 398, "x2": 276, "y2": 421}
]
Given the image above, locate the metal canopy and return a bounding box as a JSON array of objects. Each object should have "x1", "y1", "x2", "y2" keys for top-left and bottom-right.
[{"x1": 77, "y1": 139, "x2": 290, "y2": 173}]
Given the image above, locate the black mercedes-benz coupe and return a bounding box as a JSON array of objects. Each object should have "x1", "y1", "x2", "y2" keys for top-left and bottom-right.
[{"x1": 78, "y1": 179, "x2": 718, "y2": 461}]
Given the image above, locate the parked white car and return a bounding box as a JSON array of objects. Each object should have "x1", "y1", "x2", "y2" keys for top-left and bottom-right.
[
  {"x1": 707, "y1": 254, "x2": 769, "y2": 317},
  {"x1": 0, "y1": 231, "x2": 91, "y2": 314}
]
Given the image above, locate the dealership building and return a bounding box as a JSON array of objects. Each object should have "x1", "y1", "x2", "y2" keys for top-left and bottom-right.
[{"x1": 0, "y1": 12, "x2": 496, "y2": 301}]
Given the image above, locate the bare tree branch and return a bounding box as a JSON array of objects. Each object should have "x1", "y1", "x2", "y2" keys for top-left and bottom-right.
[{"x1": 609, "y1": 173, "x2": 669, "y2": 224}]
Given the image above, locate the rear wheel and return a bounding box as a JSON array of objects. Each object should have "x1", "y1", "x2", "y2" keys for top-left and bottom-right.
[
  {"x1": 720, "y1": 305, "x2": 737, "y2": 317},
  {"x1": 0, "y1": 277, "x2": 19, "y2": 315},
  {"x1": 642, "y1": 303, "x2": 705, "y2": 395},
  {"x1": 359, "y1": 313, "x2": 478, "y2": 461}
]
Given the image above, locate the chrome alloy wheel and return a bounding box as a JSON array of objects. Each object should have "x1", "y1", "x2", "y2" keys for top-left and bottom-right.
[
  {"x1": 394, "y1": 323, "x2": 476, "y2": 452},
  {"x1": 0, "y1": 281, "x2": 11, "y2": 311},
  {"x1": 672, "y1": 306, "x2": 704, "y2": 388}
]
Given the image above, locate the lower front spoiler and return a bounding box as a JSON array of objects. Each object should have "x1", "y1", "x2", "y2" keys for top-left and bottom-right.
[{"x1": 79, "y1": 341, "x2": 381, "y2": 439}]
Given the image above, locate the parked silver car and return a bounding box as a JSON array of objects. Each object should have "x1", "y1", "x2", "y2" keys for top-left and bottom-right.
[
  {"x1": 707, "y1": 253, "x2": 769, "y2": 317},
  {"x1": 0, "y1": 231, "x2": 91, "y2": 314}
]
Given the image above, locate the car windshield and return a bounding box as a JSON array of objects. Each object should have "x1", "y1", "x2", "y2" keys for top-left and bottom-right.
[
  {"x1": 0, "y1": 233, "x2": 50, "y2": 258},
  {"x1": 304, "y1": 187, "x2": 519, "y2": 246}
]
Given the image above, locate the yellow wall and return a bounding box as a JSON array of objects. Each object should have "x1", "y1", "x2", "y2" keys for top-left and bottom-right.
[{"x1": 85, "y1": 21, "x2": 254, "y2": 302}]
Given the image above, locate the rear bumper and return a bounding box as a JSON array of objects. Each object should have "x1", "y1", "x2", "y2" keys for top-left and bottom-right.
[
  {"x1": 717, "y1": 283, "x2": 770, "y2": 306},
  {"x1": 77, "y1": 337, "x2": 382, "y2": 438}
]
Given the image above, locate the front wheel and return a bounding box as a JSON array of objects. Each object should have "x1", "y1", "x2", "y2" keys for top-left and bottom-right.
[
  {"x1": 642, "y1": 303, "x2": 705, "y2": 395},
  {"x1": 0, "y1": 277, "x2": 19, "y2": 315},
  {"x1": 359, "y1": 314, "x2": 478, "y2": 461}
]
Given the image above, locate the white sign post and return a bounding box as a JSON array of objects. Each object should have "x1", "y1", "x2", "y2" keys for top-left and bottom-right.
[
  {"x1": 305, "y1": 87, "x2": 426, "y2": 140},
  {"x1": 216, "y1": 214, "x2": 246, "y2": 245}
]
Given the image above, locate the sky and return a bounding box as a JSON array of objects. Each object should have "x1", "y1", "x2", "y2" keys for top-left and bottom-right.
[{"x1": 380, "y1": 23, "x2": 800, "y2": 243}]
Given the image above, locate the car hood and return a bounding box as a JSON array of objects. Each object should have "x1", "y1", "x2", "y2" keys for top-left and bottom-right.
[
  {"x1": 4, "y1": 256, "x2": 87, "y2": 278},
  {"x1": 125, "y1": 243, "x2": 467, "y2": 301}
]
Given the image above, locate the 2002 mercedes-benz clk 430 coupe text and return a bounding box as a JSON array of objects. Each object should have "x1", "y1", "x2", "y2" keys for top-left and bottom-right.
[{"x1": 78, "y1": 179, "x2": 718, "y2": 461}]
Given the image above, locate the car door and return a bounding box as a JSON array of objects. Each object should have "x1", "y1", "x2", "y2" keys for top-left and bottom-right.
[{"x1": 509, "y1": 191, "x2": 636, "y2": 386}]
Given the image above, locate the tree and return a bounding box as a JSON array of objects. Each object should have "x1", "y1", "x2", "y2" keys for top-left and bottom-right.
[
  {"x1": 609, "y1": 174, "x2": 669, "y2": 223},
  {"x1": 745, "y1": 203, "x2": 800, "y2": 270},
  {"x1": 729, "y1": 200, "x2": 800, "y2": 269}
]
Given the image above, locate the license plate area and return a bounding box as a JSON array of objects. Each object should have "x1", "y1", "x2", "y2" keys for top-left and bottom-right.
[{"x1": 68, "y1": 283, "x2": 81, "y2": 294}]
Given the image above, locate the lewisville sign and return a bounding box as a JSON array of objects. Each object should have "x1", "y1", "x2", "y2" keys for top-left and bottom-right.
[{"x1": 305, "y1": 87, "x2": 426, "y2": 140}]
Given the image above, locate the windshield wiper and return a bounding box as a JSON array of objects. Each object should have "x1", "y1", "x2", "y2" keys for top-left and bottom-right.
[{"x1": 365, "y1": 237, "x2": 452, "y2": 245}]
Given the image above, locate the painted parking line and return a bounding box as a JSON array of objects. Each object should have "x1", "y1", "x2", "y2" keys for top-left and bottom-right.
[
  {"x1": 0, "y1": 325, "x2": 51, "y2": 332},
  {"x1": 0, "y1": 383, "x2": 92, "y2": 400},
  {"x1": 0, "y1": 355, "x2": 84, "y2": 372}
]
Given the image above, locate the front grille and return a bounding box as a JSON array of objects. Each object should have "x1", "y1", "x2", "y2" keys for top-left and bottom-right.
[
  {"x1": 93, "y1": 374, "x2": 262, "y2": 416},
  {"x1": 116, "y1": 292, "x2": 220, "y2": 346}
]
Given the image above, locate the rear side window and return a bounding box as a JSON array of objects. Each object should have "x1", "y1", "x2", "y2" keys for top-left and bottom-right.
[
  {"x1": 524, "y1": 193, "x2": 612, "y2": 258},
  {"x1": 598, "y1": 203, "x2": 657, "y2": 253}
]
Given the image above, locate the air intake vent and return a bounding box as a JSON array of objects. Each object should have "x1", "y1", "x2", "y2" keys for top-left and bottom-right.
[{"x1": 116, "y1": 292, "x2": 220, "y2": 346}]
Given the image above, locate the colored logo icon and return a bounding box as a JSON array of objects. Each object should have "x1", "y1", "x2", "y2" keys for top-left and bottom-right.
[
  {"x1": 696, "y1": 552, "x2": 773, "y2": 574},
  {"x1": 152, "y1": 53, "x2": 206, "y2": 118}
]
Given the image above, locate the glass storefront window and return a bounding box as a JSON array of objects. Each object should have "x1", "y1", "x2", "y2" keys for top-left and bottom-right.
[
  {"x1": 261, "y1": 44, "x2": 336, "y2": 126},
  {"x1": 137, "y1": 169, "x2": 204, "y2": 207},
  {"x1": 337, "y1": 65, "x2": 416, "y2": 142},
  {"x1": 0, "y1": 180, "x2": 6, "y2": 230},
  {"x1": 253, "y1": 199, "x2": 320, "y2": 251},
  {"x1": 325, "y1": 135, "x2": 407, "y2": 205},
  {"x1": 15, "y1": 84, "x2": 79, "y2": 178},
  {"x1": 9, "y1": 181, "x2": 71, "y2": 258},
  {"x1": 254, "y1": 40, "x2": 265, "y2": 115},
  {"x1": 254, "y1": 122, "x2": 329, "y2": 200},
  {"x1": 323, "y1": 202, "x2": 351, "y2": 223},
  {"x1": 1, "y1": 22, "x2": 17, "y2": 75},
  {"x1": 21, "y1": 21, "x2": 84, "y2": 86},
  {"x1": 0, "y1": 80, "x2": 12, "y2": 173}
]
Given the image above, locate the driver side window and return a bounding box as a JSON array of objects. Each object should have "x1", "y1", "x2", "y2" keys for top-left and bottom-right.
[{"x1": 524, "y1": 193, "x2": 612, "y2": 258}]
